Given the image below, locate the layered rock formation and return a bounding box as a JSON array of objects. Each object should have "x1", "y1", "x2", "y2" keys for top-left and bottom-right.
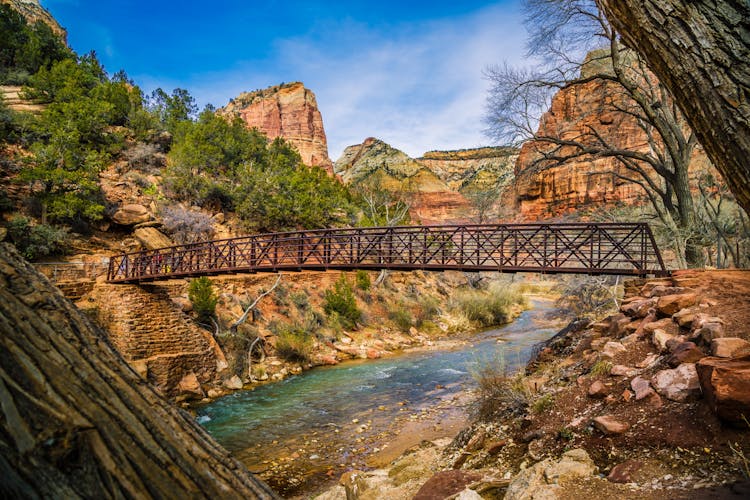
[
  {"x1": 220, "y1": 82, "x2": 333, "y2": 173},
  {"x1": 514, "y1": 53, "x2": 712, "y2": 219},
  {"x1": 1, "y1": 0, "x2": 66, "y2": 40},
  {"x1": 419, "y1": 147, "x2": 518, "y2": 193},
  {"x1": 334, "y1": 137, "x2": 472, "y2": 224},
  {"x1": 87, "y1": 282, "x2": 225, "y2": 397}
]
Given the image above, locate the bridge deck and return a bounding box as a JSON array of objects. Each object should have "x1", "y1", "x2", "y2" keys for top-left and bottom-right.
[{"x1": 107, "y1": 223, "x2": 668, "y2": 283}]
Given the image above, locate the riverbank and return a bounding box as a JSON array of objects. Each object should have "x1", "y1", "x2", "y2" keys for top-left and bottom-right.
[
  {"x1": 197, "y1": 297, "x2": 565, "y2": 497},
  {"x1": 317, "y1": 271, "x2": 750, "y2": 499}
]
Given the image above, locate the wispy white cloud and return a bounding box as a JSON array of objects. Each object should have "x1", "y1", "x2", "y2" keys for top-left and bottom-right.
[{"x1": 154, "y1": 3, "x2": 527, "y2": 160}]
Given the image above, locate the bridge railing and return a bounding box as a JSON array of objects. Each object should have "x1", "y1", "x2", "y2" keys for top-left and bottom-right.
[{"x1": 106, "y1": 223, "x2": 668, "y2": 283}]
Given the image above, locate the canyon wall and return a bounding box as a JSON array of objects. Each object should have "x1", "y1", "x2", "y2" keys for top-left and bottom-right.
[
  {"x1": 220, "y1": 82, "x2": 334, "y2": 174},
  {"x1": 513, "y1": 55, "x2": 712, "y2": 220}
]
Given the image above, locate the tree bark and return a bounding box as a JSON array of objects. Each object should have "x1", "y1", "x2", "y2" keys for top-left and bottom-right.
[
  {"x1": 597, "y1": 0, "x2": 750, "y2": 215},
  {"x1": 0, "y1": 243, "x2": 278, "y2": 499}
]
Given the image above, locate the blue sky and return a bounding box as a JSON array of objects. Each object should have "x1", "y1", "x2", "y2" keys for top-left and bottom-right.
[{"x1": 43, "y1": 1, "x2": 527, "y2": 159}]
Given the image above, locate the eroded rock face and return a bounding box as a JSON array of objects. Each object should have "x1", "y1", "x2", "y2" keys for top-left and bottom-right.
[
  {"x1": 1, "y1": 0, "x2": 67, "y2": 40},
  {"x1": 334, "y1": 137, "x2": 473, "y2": 224},
  {"x1": 513, "y1": 51, "x2": 712, "y2": 220},
  {"x1": 418, "y1": 147, "x2": 518, "y2": 193},
  {"x1": 220, "y1": 82, "x2": 333, "y2": 173}
]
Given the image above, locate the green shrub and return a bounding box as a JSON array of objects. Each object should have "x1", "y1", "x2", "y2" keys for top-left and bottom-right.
[
  {"x1": 188, "y1": 276, "x2": 217, "y2": 323},
  {"x1": 291, "y1": 291, "x2": 310, "y2": 311},
  {"x1": 323, "y1": 275, "x2": 361, "y2": 329},
  {"x1": 455, "y1": 283, "x2": 526, "y2": 327},
  {"x1": 589, "y1": 360, "x2": 612, "y2": 377},
  {"x1": 274, "y1": 323, "x2": 314, "y2": 362},
  {"x1": 6, "y1": 215, "x2": 68, "y2": 260},
  {"x1": 389, "y1": 305, "x2": 413, "y2": 333},
  {"x1": 415, "y1": 296, "x2": 441, "y2": 327},
  {"x1": 355, "y1": 270, "x2": 371, "y2": 291},
  {"x1": 531, "y1": 393, "x2": 554, "y2": 414}
]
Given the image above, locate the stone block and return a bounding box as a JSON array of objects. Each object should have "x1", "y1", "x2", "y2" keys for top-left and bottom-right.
[{"x1": 696, "y1": 355, "x2": 750, "y2": 426}]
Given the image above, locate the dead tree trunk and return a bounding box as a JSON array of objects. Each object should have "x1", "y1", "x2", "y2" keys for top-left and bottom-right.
[
  {"x1": 597, "y1": 0, "x2": 750, "y2": 215},
  {"x1": 0, "y1": 243, "x2": 278, "y2": 499}
]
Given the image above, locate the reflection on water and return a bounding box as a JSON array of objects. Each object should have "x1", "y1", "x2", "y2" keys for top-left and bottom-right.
[{"x1": 197, "y1": 299, "x2": 563, "y2": 494}]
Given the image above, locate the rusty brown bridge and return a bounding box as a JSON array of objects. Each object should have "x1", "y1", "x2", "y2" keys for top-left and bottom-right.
[{"x1": 106, "y1": 223, "x2": 668, "y2": 283}]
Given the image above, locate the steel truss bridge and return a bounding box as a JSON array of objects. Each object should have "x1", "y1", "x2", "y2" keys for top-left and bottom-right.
[{"x1": 107, "y1": 223, "x2": 668, "y2": 283}]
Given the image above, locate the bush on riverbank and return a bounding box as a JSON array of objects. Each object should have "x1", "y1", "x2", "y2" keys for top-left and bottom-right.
[
  {"x1": 273, "y1": 322, "x2": 314, "y2": 362},
  {"x1": 323, "y1": 275, "x2": 361, "y2": 329},
  {"x1": 454, "y1": 282, "x2": 527, "y2": 327},
  {"x1": 470, "y1": 354, "x2": 531, "y2": 421}
]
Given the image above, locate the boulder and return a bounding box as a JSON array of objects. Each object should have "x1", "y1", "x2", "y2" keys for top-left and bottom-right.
[
  {"x1": 339, "y1": 469, "x2": 369, "y2": 499},
  {"x1": 177, "y1": 372, "x2": 204, "y2": 399},
  {"x1": 134, "y1": 227, "x2": 173, "y2": 250},
  {"x1": 691, "y1": 313, "x2": 725, "y2": 331},
  {"x1": 630, "y1": 376, "x2": 655, "y2": 400},
  {"x1": 413, "y1": 470, "x2": 483, "y2": 500},
  {"x1": 601, "y1": 341, "x2": 627, "y2": 359},
  {"x1": 651, "y1": 363, "x2": 701, "y2": 402},
  {"x1": 636, "y1": 353, "x2": 661, "y2": 369},
  {"x1": 652, "y1": 329, "x2": 673, "y2": 352},
  {"x1": 111, "y1": 203, "x2": 151, "y2": 226},
  {"x1": 607, "y1": 459, "x2": 643, "y2": 483},
  {"x1": 665, "y1": 335, "x2": 688, "y2": 353},
  {"x1": 455, "y1": 489, "x2": 483, "y2": 500},
  {"x1": 696, "y1": 355, "x2": 750, "y2": 426},
  {"x1": 588, "y1": 380, "x2": 609, "y2": 399},
  {"x1": 642, "y1": 317, "x2": 676, "y2": 334},
  {"x1": 667, "y1": 341, "x2": 706, "y2": 367},
  {"x1": 620, "y1": 333, "x2": 640, "y2": 345},
  {"x1": 656, "y1": 292, "x2": 698, "y2": 316},
  {"x1": 694, "y1": 322, "x2": 725, "y2": 343},
  {"x1": 593, "y1": 415, "x2": 630, "y2": 435},
  {"x1": 505, "y1": 449, "x2": 597, "y2": 500},
  {"x1": 611, "y1": 365, "x2": 636, "y2": 377},
  {"x1": 223, "y1": 375, "x2": 244, "y2": 390},
  {"x1": 621, "y1": 298, "x2": 657, "y2": 318},
  {"x1": 711, "y1": 338, "x2": 750, "y2": 358},
  {"x1": 673, "y1": 308, "x2": 698, "y2": 328},
  {"x1": 544, "y1": 448, "x2": 597, "y2": 482}
]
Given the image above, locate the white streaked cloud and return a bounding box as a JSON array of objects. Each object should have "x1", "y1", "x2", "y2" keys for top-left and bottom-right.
[{"x1": 141, "y1": 3, "x2": 527, "y2": 160}]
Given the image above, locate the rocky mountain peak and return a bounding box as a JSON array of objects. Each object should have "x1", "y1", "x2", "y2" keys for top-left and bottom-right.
[
  {"x1": 1, "y1": 0, "x2": 66, "y2": 40},
  {"x1": 219, "y1": 82, "x2": 333, "y2": 174}
]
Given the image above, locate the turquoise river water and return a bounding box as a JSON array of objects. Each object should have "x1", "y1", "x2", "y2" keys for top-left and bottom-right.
[{"x1": 197, "y1": 298, "x2": 564, "y2": 496}]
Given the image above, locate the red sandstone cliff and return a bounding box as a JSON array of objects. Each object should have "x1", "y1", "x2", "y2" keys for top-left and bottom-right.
[
  {"x1": 514, "y1": 72, "x2": 711, "y2": 220},
  {"x1": 220, "y1": 82, "x2": 333, "y2": 174}
]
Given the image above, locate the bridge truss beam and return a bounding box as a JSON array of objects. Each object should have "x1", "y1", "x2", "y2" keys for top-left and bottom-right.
[{"x1": 106, "y1": 223, "x2": 668, "y2": 283}]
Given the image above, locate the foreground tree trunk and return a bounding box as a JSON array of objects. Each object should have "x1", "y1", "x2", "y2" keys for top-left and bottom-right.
[
  {"x1": 597, "y1": 0, "x2": 750, "y2": 215},
  {"x1": 0, "y1": 243, "x2": 278, "y2": 499}
]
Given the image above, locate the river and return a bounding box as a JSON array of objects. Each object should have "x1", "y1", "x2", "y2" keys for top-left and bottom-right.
[{"x1": 196, "y1": 298, "x2": 564, "y2": 496}]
